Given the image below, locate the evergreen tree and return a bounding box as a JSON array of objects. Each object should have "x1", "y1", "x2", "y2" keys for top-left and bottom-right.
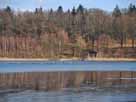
[
  {"x1": 113, "y1": 5, "x2": 121, "y2": 17},
  {"x1": 57, "y1": 6, "x2": 63, "y2": 14},
  {"x1": 77, "y1": 4, "x2": 84, "y2": 14}
]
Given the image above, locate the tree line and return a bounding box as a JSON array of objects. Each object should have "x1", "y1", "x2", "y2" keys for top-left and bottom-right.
[{"x1": 0, "y1": 4, "x2": 136, "y2": 58}]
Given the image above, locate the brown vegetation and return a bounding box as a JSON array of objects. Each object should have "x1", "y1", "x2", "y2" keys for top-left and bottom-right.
[{"x1": 0, "y1": 4, "x2": 136, "y2": 58}]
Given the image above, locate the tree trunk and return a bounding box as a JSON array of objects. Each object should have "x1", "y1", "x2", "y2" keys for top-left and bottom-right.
[
  {"x1": 120, "y1": 39, "x2": 123, "y2": 48},
  {"x1": 92, "y1": 38, "x2": 95, "y2": 50},
  {"x1": 132, "y1": 38, "x2": 135, "y2": 48},
  {"x1": 120, "y1": 33, "x2": 124, "y2": 48}
]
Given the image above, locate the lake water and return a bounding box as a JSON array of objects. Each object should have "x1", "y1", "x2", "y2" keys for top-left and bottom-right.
[
  {"x1": 0, "y1": 61, "x2": 136, "y2": 102},
  {"x1": 1, "y1": 89, "x2": 136, "y2": 102},
  {"x1": 0, "y1": 61, "x2": 136, "y2": 72}
]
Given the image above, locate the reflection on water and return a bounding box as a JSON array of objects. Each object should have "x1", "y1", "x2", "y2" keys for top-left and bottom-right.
[
  {"x1": 0, "y1": 61, "x2": 136, "y2": 102},
  {"x1": 1, "y1": 89, "x2": 136, "y2": 102}
]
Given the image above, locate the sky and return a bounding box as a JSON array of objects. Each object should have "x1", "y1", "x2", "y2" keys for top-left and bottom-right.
[{"x1": 0, "y1": 0, "x2": 133, "y2": 11}]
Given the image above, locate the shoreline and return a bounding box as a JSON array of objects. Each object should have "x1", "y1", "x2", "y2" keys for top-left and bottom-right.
[{"x1": 0, "y1": 57, "x2": 135, "y2": 62}]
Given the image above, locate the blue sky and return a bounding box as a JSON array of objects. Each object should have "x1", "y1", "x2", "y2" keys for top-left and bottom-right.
[{"x1": 0, "y1": 0, "x2": 131, "y2": 11}]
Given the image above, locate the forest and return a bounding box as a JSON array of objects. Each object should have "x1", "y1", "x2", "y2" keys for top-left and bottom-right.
[{"x1": 0, "y1": 4, "x2": 136, "y2": 58}]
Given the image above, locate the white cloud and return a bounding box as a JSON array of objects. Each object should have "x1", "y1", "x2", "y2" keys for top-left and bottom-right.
[
  {"x1": 35, "y1": 0, "x2": 45, "y2": 7},
  {"x1": 39, "y1": 0, "x2": 43, "y2": 3}
]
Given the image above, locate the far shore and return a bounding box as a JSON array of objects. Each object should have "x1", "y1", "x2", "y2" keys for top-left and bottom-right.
[{"x1": 0, "y1": 57, "x2": 135, "y2": 62}]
